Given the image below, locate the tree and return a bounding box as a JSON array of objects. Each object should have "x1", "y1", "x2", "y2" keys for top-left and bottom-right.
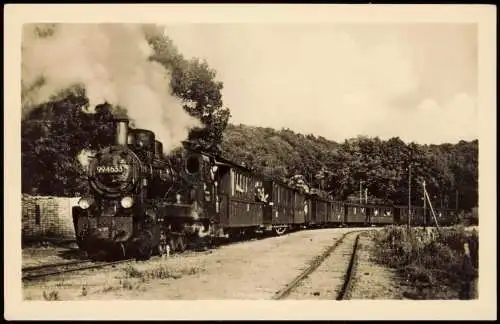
[
  {"x1": 221, "y1": 124, "x2": 478, "y2": 211},
  {"x1": 21, "y1": 87, "x2": 121, "y2": 196}
]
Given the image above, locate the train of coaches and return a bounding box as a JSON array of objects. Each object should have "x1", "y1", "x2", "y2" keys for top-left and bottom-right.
[{"x1": 72, "y1": 117, "x2": 458, "y2": 259}]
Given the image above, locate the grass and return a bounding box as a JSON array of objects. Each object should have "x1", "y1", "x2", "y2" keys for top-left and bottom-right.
[
  {"x1": 42, "y1": 290, "x2": 60, "y2": 301},
  {"x1": 373, "y1": 225, "x2": 478, "y2": 299},
  {"x1": 121, "y1": 264, "x2": 203, "y2": 281}
]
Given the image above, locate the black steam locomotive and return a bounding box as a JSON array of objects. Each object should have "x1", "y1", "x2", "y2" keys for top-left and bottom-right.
[
  {"x1": 72, "y1": 118, "x2": 459, "y2": 260},
  {"x1": 72, "y1": 118, "x2": 221, "y2": 259}
]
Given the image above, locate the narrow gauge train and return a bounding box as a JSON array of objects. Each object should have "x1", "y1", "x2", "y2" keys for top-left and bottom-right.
[{"x1": 72, "y1": 118, "x2": 459, "y2": 260}]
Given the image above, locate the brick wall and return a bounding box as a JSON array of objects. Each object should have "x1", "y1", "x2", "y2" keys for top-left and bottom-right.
[{"x1": 22, "y1": 195, "x2": 80, "y2": 241}]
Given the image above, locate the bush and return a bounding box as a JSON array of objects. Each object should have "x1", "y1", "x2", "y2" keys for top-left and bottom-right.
[{"x1": 373, "y1": 225, "x2": 478, "y2": 299}]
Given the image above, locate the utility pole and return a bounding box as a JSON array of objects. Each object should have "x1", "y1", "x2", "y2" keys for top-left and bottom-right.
[
  {"x1": 408, "y1": 164, "x2": 412, "y2": 228},
  {"x1": 455, "y1": 189, "x2": 459, "y2": 211},
  {"x1": 364, "y1": 188, "x2": 368, "y2": 204},
  {"x1": 359, "y1": 180, "x2": 365, "y2": 204},
  {"x1": 423, "y1": 180, "x2": 427, "y2": 229}
]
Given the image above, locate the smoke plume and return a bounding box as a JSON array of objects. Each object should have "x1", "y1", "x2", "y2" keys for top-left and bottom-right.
[{"x1": 22, "y1": 23, "x2": 200, "y2": 153}]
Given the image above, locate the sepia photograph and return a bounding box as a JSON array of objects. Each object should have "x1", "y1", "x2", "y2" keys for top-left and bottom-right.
[{"x1": 4, "y1": 4, "x2": 497, "y2": 321}]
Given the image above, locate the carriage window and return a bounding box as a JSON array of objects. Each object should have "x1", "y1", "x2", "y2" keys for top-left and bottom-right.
[
  {"x1": 235, "y1": 173, "x2": 238, "y2": 193},
  {"x1": 236, "y1": 173, "x2": 244, "y2": 194},
  {"x1": 231, "y1": 171, "x2": 235, "y2": 196}
]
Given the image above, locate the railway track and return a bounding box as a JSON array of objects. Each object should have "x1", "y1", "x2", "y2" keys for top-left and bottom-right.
[
  {"x1": 22, "y1": 259, "x2": 133, "y2": 282},
  {"x1": 21, "y1": 233, "x2": 242, "y2": 282},
  {"x1": 272, "y1": 230, "x2": 363, "y2": 300}
]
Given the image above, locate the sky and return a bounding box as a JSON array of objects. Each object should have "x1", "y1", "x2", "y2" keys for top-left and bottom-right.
[{"x1": 163, "y1": 23, "x2": 478, "y2": 145}]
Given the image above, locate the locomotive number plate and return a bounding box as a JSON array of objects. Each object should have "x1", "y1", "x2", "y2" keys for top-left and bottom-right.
[{"x1": 96, "y1": 165, "x2": 125, "y2": 174}]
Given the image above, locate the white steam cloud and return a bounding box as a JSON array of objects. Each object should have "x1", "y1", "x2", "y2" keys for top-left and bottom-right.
[{"x1": 22, "y1": 23, "x2": 200, "y2": 153}]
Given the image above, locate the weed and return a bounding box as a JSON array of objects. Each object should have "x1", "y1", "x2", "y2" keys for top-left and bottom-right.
[
  {"x1": 145, "y1": 265, "x2": 182, "y2": 279},
  {"x1": 80, "y1": 284, "x2": 88, "y2": 296},
  {"x1": 121, "y1": 264, "x2": 203, "y2": 281},
  {"x1": 121, "y1": 279, "x2": 134, "y2": 290},
  {"x1": 42, "y1": 290, "x2": 59, "y2": 301},
  {"x1": 123, "y1": 265, "x2": 144, "y2": 279}
]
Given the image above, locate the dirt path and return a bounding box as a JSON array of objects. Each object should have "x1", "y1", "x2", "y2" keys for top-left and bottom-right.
[
  {"x1": 23, "y1": 227, "x2": 372, "y2": 300},
  {"x1": 347, "y1": 231, "x2": 405, "y2": 299}
]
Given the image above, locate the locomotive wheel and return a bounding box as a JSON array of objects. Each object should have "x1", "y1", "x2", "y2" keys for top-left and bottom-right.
[
  {"x1": 176, "y1": 234, "x2": 187, "y2": 253},
  {"x1": 136, "y1": 231, "x2": 153, "y2": 260},
  {"x1": 168, "y1": 237, "x2": 177, "y2": 253},
  {"x1": 137, "y1": 241, "x2": 152, "y2": 260}
]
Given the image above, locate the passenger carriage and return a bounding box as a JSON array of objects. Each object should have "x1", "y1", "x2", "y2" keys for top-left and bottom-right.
[
  {"x1": 328, "y1": 200, "x2": 345, "y2": 225},
  {"x1": 210, "y1": 156, "x2": 264, "y2": 238},
  {"x1": 344, "y1": 202, "x2": 370, "y2": 225},
  {"x1": 309, "y1": 194, "x2": 329, "y2": 228},
  {"x1": 367, "y1": 204, "x2": 394, "y2": 225},
  {"x1": 292, "y1": 189, "x2": 307, "y2": 228},
  {"x1": 262, "y1": 178, "x2": 295, "y2": 235}
]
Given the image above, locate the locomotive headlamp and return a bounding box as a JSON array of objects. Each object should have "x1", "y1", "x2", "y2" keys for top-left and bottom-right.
[
  {"x1": 78, "y1": 197, "x2": 93, "y2": 210},
  {"x1": 120, "y1": 196, "x2": 134, "y2": 208}
]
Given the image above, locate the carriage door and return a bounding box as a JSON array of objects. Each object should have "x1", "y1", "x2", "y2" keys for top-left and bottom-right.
[
  {"x1": 262, "y1": 180, "x2": 273, "y2": 225},
  {"x1": 204, "y1": 162, "x2": 219, "y2": 223},
  {"x1": 213, "y1": 165, "x2": 230, "y2": 226}
]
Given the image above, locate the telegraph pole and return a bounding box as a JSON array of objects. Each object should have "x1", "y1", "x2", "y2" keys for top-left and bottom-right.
[
  {"x1": 423, "y1": 180, "x2": 427, "y2": 229},
  {"x1": 408, "y1": 164, "x2": 412, "y2": 228},
  {"x1": 359, "y1": 180, "x2": 365, "y2": 204}
]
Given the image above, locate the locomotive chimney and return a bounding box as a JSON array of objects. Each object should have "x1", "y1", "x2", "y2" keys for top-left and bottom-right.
[
  {"x1": 115, "y1": 118, "x2": 129, "y2": 146},
  {"x1": 154, "y1": 141, "x2": 164, "y2": 159}
]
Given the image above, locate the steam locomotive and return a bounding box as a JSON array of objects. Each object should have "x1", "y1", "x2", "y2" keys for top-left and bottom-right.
[{"x1": 72, "y1": 118, "x2": 459, "y2": 260}]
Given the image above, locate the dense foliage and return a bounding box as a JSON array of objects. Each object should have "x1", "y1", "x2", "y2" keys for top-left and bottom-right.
[
  {"x1": 221, "y1": 124, "x2": 478, "y2": 211},
  {"x1": 373, "y1": 226, "x2": 478, "y2": 299}
]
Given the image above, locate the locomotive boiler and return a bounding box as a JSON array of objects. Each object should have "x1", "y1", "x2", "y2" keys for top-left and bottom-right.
[{"x1": 72, "y1": 118, "x2": 216, "y2": 260}]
